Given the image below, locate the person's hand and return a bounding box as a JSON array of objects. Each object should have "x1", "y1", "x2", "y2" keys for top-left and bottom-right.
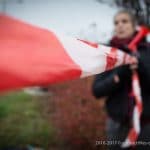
[
  {"x1": 126, "y1": 55, "x2": 138, "y2": 70},
  {"x1": 128, "y1": 56, "x2": 138, "y2": 70},
  {"x1": 114, "y1": 56, "x2": 138, "y2": 83},
  {"x1": 114, "y1": 74, "x2": 120, "y2": 83}
]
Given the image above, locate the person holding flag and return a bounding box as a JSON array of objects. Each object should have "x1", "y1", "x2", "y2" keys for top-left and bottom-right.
[
  {"x1": 93, "y1": 10, "x2": 150, "y2": 150},
  {"x1": 0, "y1": 11, "x2": 148, "y2": 149}
]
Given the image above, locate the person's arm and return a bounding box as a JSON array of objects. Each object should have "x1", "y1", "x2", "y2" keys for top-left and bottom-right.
[
  {"x1": 138, "y1": 44, "x2": 150, "y2": 83},
  {"x1": 92, "y1": 65, "x2": 131, "y2": 98}
]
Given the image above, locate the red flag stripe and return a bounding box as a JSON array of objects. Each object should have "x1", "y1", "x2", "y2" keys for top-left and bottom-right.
[
  {"x1": 128, "y1": 128, "x2": 138, "y2": 143},
  {"x1": 105, "y1": 47, "x2": 117, "y2": 71},
  {"x1": 0, "y1": 14, "x2": 82, "y2": 91}
]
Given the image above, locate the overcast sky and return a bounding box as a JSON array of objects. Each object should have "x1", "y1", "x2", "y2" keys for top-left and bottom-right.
[{"x1": 0, "y1": 0, "x2": 118, "y2": 42}]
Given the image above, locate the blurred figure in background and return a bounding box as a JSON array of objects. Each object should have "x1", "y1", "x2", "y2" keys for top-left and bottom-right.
[{"x1": 92, "y1": 10, "x2": 150, "y2": 150}]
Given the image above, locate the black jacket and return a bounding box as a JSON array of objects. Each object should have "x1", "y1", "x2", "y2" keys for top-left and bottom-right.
[{"x1": 92, "y1": 38, "x2": 150, "y2": 122}]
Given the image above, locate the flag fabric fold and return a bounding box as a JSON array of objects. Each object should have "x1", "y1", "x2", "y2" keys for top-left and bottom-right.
[{"x1": 0, "y1": 14, "x2": 130, "y2": 92}]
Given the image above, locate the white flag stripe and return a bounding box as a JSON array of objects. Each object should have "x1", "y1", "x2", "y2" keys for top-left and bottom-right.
[
  {"x1": 55, "y1": 33, "x2": 127, "y2": 77},
  {"x1": 56, "y1": 33, "x2": 107, "y2": 77}
]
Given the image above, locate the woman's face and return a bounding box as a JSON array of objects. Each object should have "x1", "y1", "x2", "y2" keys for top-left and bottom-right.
[{"x1": 114, "y1": 13, "x2": 135, "y2": 39}]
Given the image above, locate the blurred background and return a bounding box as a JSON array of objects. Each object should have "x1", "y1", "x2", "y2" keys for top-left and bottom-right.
[{"x1": 0, "y1": 0, "x2": 150, "y2": 150}]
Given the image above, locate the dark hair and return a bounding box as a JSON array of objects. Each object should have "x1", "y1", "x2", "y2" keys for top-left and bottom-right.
[{"x1": 114, "y1": 10, "x2": 137, "y2": 27}]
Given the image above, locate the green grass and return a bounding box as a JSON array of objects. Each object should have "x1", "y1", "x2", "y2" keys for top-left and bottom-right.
[{"x1": 0, "y1": 91, "x2": 57, "y2": 149}]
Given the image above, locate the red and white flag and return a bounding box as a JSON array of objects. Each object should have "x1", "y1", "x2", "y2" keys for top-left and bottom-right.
[{"x1": 0, "y1": 14, "x2": 130, "y2": 92}]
